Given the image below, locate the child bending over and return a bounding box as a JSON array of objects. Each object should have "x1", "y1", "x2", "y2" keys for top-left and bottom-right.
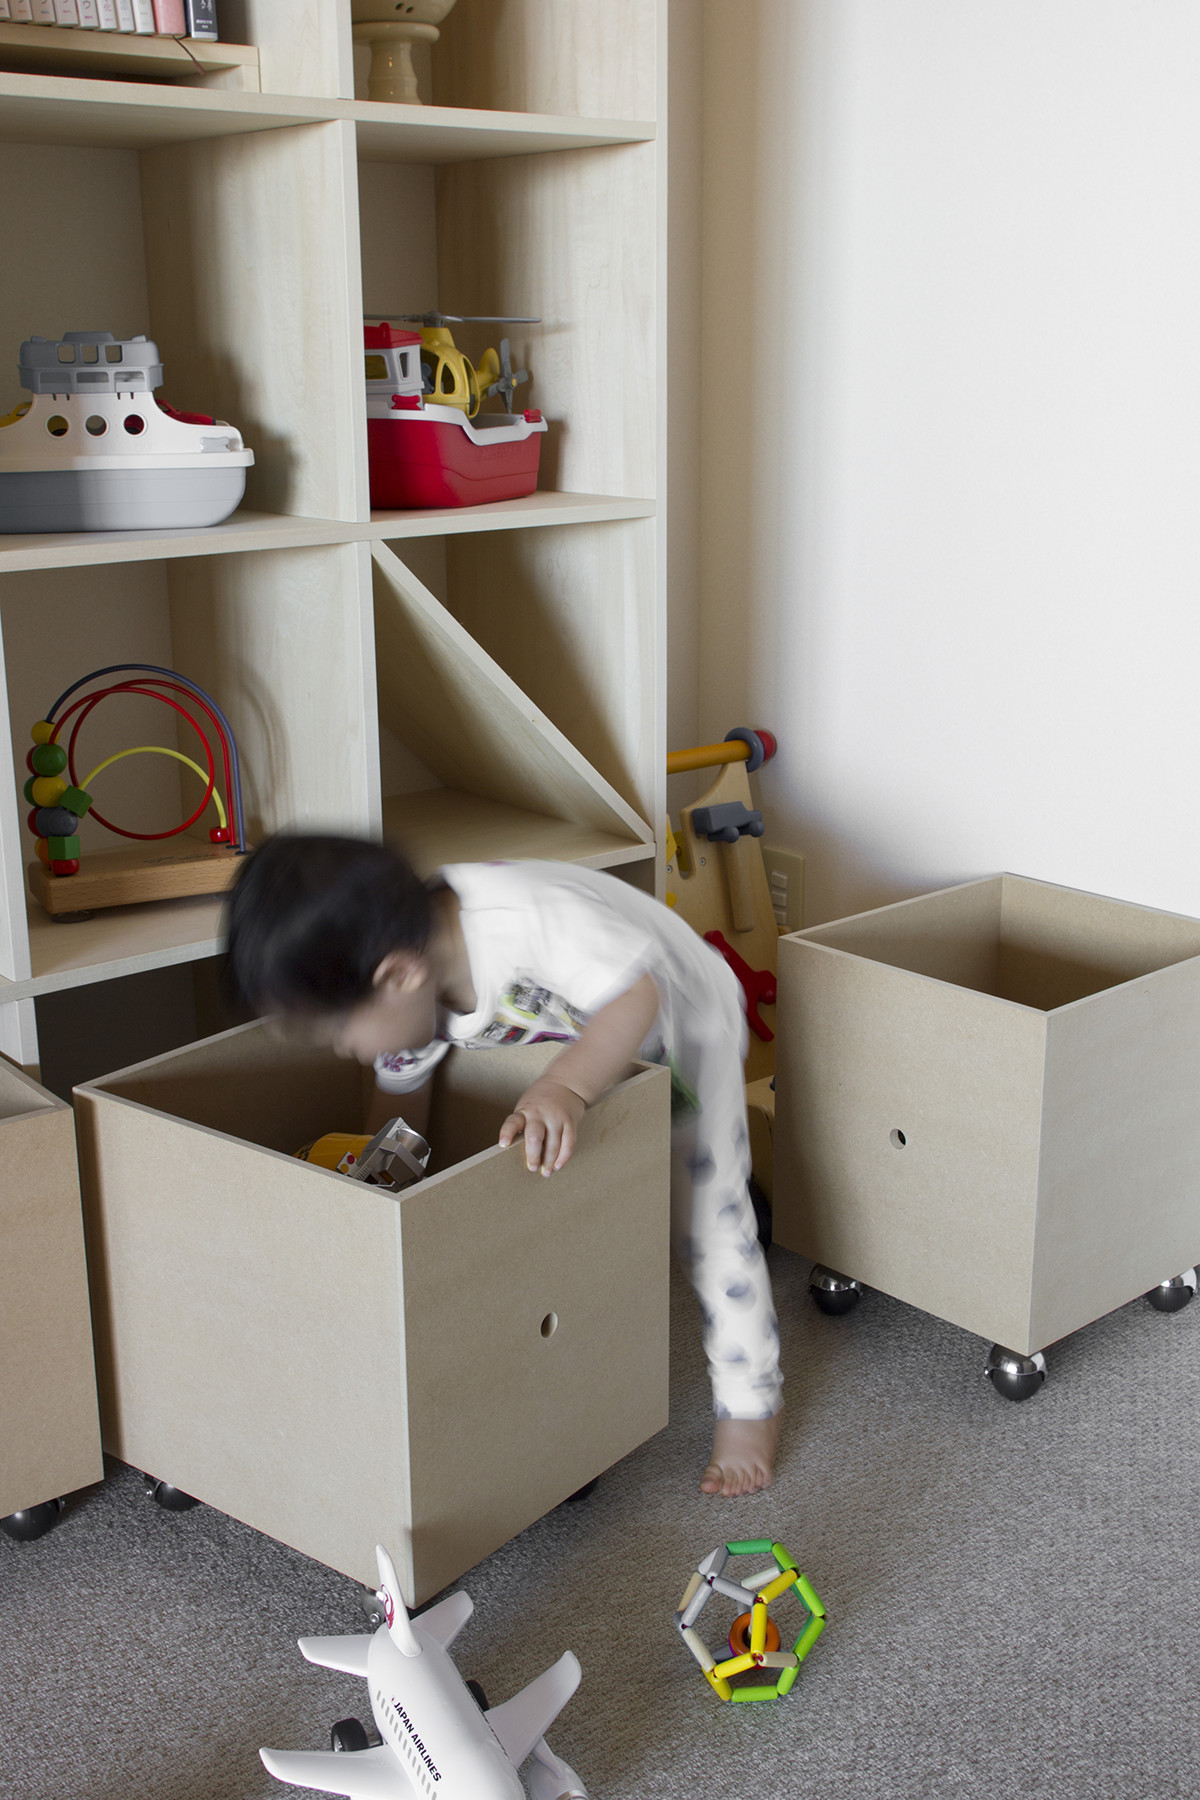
[{"x1": 224, "y1": 835, "x2": 783, "y2": 1497}]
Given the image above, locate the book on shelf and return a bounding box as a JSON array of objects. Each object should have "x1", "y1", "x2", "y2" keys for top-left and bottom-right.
[
  {"x1": 150, "y1": 0, "x2": 184, "y2": 30},
  {"x1": 97, "y1": 0, "x2": 119, "y2": 24},
  {"x1": 31, "y1": 0, "x2": 56, "y2": 19},
  {"x1": 0, "y1": 5, "x2": 12, "y2": 25},
  {"x1": 77, "y1": 0, "x2": 100, "y2": 24},
  {"x1": 184, "y1": 0, "x2": 216, "y2": 39},
  {"x1": 11, "y1": 2, "x2": 34, "y2": 17},
  {"x1": 131, "y1": 0, "x2": 154, "y2": 30},
  {"x1": 115, "y1": 0, "x2": 135, "y2": 26},
  {"x1": 52, "y1": 0, "x2": 80, "y2": 21}
]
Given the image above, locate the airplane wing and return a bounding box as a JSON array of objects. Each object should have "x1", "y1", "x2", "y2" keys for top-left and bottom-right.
[
  {"x1": 259, "y1": 1744, "x2": 413, "y2": 1800},
  {"x1": 485, "y1": 1651, "x2": 582, "y2": 1770},
  {"x1": 298, "y1": 1634, "x2": 372, "y2": 1678},
  {"x1": 414, "y1": 1588, "x2": 473, "y2": 1651}
]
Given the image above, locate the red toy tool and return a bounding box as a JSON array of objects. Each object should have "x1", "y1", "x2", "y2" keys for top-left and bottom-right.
[{"x1": 704, "y1": 930, "x2": 777, "y2": 1041}]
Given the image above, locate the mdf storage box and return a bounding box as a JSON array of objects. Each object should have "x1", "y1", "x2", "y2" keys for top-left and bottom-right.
[
  {"x1": 75, "y1": 1024, "x2": 670, "y2": 1604},
  {"x1": 773, "y1": 876, "x2": 1200, "y2": 1365},
  {"x1": 0, "y1": 1056, "x2": 102, "y2": 1522}
]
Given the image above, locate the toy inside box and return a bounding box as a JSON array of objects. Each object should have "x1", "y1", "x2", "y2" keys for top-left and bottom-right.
[
  {"x1": 22, "y1": 663, "x2": 247, "y2": 917},
  {"x1": 0, "y1": 332, "x2": 252, "y2": 534},
  {"x1": 365, "y1": 317, "x2": 547, "y2": 510},
  {"x1": 773, "y1": 875, "x2": 1200, "y2": 1380},
  {"x1": 0, "y1": 1055, "x2": 102, "y2": 1535},
  {"x1": 75, "y1": 1027, "x2": 671, "y2": 1603}
]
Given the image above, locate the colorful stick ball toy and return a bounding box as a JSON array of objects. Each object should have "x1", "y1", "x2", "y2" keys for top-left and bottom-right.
[
  {"x1": 22, "y1": 662, "x2": 246, "y2": 884},
  {"x1": 674, "y1": 1539, "x2": 826, "y2": 1703}
]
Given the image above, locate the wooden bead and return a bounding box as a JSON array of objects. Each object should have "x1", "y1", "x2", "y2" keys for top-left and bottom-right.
[
  {"x1": 60, "y1": 786, "x2": 92, "y2": 818},
  {"x1": 22, "y1": 776, "x2": 37, "y2": 805},
  {"x1": 34, "y1": 838, "x2": 50, "y2": 866},
  {"x1": 30, "y1": 720, "x2": 54, "y2": 745},
  {"x1": 209, "y1": 826, "x2": 233, "y2": 843},
  {"x1": 47, "y1": 833, "x2": 80, "y2": 860},
  {"x1": 31, "y1": 775, "x2": 68, "y2": 808},
  {"x1": 31, "y1": 742, "x2": 67, "y2": 777},
  {"x1": 36, "y1": 806, "x2": 78, "y2": 838},
  {"x1": 27, "y1": 808, "x2": 41, "y2": 835}
]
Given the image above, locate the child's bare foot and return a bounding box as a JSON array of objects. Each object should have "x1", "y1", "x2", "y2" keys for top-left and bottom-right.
[{"x1": 700, "y1": 1410, "x2": 783, "y2": 1497}]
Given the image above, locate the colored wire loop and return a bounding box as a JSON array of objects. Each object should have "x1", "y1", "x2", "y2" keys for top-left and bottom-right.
[{"x1": 81, "y1": 746, "x2": 228, "y2": 831}]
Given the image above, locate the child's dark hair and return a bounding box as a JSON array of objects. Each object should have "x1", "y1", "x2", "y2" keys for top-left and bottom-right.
[{"x1": 223, "y1": 833, "x2": 434, "y2": 1017}]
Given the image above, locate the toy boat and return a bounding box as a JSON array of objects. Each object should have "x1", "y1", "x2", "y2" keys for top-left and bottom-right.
[
  {"x1": 365, "y1": 321, "x2": 547, "y2": 509},
  {"x1": 0, "y1": 331, "x2": 253, "y2": 533}
]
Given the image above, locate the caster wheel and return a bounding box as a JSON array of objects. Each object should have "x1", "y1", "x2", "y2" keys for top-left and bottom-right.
[
  {"x1": 984, "y1": 1344, "x2": 1047, "y2": 1401},
  {"x1": 809, "y1": 1266, "x2": 863, "y2": 1315},
  {"x1": 465, "y1": 1679, "x2": 490, "y2": 1711},
  {"x1": 0, "y1": 1498, "x2": 63, "y2": 1541},
  {"x1": 330, "y1": 1717, "x2": 370, "y2": 1754},
  {"x1": 144, "y1": 1477, "x2": 199, "y2": 1511},
  {"x1": 563, "y1": 1477, "x2": 599, "y2": 1504},
  {"x1": 358, "y1": 1585, "x2": 386, "y2": 1629},
  {"x1": 1145, "y1": 1268, "x2": 1198, "y2": 1313}
]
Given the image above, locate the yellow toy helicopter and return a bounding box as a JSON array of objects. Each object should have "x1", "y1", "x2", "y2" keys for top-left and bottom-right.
[{"x1": 366, "y1": 310, "x2": 540, "y2": 418}]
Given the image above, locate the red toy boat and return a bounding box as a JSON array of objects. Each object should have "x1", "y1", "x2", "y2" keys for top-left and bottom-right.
[{"x1": 364, "y1": 322, "x2": 548, "y2": 510}]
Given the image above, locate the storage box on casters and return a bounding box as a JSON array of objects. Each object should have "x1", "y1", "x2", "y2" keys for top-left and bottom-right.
[
  {"x1": 75, "y1": 1024, "x2": 671, "y2": 1602},
  {"x1": 0, "y1": 1056, "x2": 103, "y2": 1527},
  {"x1": 773, "y1": 875, "x2": 1200, "y2": 1387}
]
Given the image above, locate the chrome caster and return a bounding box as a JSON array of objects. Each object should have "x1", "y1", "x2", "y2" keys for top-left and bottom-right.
[
  {"x1": 144, "y1": 1476, "x2": 199, "y2": 1511},
  {"x1": 0, "y1": 1497, "x2": 63, "y2": 1541},
  {"x1": 1145, "y1": 1268, "x2": 1198, "y2": 1313},
  {"x1": 809, "y1": 1266, "x2": 863, "y2": 1315},
  {"x1": 984, "y1": 1344, "x2": 1047, "y2": 1401}
]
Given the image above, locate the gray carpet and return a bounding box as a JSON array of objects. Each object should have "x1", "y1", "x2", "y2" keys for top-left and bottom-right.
[{"x1": 4, "y1": 1248, "x2": 1199, "y2": 1800}]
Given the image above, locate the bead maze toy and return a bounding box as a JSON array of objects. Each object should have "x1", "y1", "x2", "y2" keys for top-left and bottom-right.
[
  {"x1": 364, "y1": 312, "x2": 548, "y2": 509},
  {"x1": 674, "y1": 1538, "x2": 826, "y2": 1704},
  {"x1": 0, "y1": 332, "x2": 253, "y2": 533},
  {"x1": 22, "y1": 662, "x2": 247, "y2": 918}
]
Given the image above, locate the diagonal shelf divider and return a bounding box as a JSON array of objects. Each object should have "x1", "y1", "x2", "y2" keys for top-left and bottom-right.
[{"x1": 371, "y1": 541, "x2": 654, "y2": 869}]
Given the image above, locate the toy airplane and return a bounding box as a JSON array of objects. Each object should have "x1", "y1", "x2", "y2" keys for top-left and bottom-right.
[{"x1": 260, "y1": 1544, "x2": 590, "y2": 1800}]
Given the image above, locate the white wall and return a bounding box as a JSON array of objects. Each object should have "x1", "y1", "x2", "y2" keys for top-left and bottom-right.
[{"x1": 700, "y1": 1, "x2": 1200, "y2": 925}]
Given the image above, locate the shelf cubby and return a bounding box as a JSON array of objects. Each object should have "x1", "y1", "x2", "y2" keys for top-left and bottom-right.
[{"x1": 371, "y1": 540, "x2": 653, "y2": 874}]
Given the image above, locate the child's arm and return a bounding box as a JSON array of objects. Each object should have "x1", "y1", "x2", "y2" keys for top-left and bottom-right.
[{"x1": 499, "y1": 972, "x2": 660, "y2": 1176}]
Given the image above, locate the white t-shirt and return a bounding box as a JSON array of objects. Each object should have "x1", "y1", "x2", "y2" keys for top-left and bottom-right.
[{"x1": 374, "y1": 860, "x2": 742, "y2": 1113}]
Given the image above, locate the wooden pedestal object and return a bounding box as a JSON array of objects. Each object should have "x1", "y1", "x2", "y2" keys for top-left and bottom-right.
[
  {"x1": 0, "y1": 1056, "x2": 102, "y2": 1519},
  {"x1": 76, "y1": 1025, "x2": 671, "y2": 1603},
  {"x1": 774, "y1": 875, "x2": 1200, "y2": 1357},
  {"x1": 28, "y1": 843, "x2": 241, "y2": 917}
]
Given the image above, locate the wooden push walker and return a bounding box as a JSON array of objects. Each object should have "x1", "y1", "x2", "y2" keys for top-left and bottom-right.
[{"x1": 666, "y1": 726, "x2": 783, "y2": 1199}]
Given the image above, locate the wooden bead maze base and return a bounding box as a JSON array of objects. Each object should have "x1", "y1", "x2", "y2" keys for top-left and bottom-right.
[{"x1": 28, "y1": 841, "x2": 241, "y2": 917}]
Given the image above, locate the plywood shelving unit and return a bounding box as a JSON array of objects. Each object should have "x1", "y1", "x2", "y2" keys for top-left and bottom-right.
[{"x1": 0, "y1": 0, "x2": 670, "y2": 1076}]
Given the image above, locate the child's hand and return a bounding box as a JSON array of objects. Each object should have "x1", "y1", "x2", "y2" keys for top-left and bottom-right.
[{"x1": 499, "y1": 1079, "x2": 587, "y2": 1176}]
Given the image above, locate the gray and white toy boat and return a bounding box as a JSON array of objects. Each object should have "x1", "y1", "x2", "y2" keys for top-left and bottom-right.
[{"x1": 0, "y1": 331, "x2": 254, "y2": 533}]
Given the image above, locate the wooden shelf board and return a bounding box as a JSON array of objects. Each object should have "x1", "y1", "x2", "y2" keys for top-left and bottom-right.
[
  {"x1": 0, "y1": 496, "x2": 655, "y2": 572},
  {"x1": 382, "y1": 788, "x2": 654, "y2": 876},
  {"x1": 370, "y1": 491, "x2": 655, "y2": 539},
  {"x1": 0, "y1": 71, "x2": 327, "y2": 146},
  {"x1": 0, "y1": 72, "x2": 653, "y2": 157},
  {"x1": 0, "y1": 23, "x2": 258, "y2": 84},
  {"x1": 1, "y1": 891, "x2": 226, "y2": 1002},
  {"x1": 0, "y1": 510, "x2": 362, "y2": 574},
  {"x1": 351, "y1": 103, "x2": 655, "y2": 164}
]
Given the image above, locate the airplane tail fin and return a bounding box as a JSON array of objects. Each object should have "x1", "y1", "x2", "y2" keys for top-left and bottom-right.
[{"x1": 374, "y1": 1544, "x2": 421, "y2": 1658}]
